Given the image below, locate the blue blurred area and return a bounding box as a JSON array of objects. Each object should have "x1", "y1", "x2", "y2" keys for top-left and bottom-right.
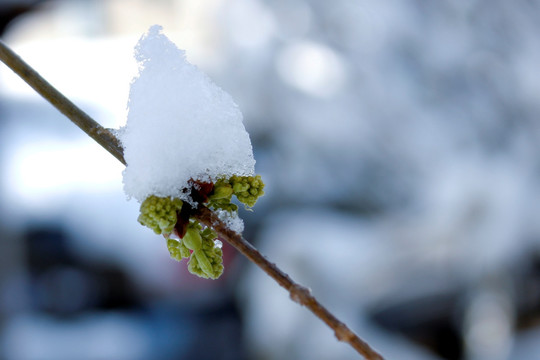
[{"x1": 1, "y1": 1, "x2": 540, "y2": 360}]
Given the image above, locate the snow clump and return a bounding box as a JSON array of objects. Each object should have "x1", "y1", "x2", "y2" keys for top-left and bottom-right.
[{"x1": 121, "y1": 25, "x2": 255, "y2": 202}]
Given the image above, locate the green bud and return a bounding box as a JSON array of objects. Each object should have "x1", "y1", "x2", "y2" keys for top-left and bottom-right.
[
  {"x1": 230, "y1": 175, "x2": 265, "y2": 208},
  {"x1": 167, "y1": 238, "x2": 190, "y2": 261},
  {"x1": 184, "y1": 222, "x2": 224, "y2": 279},
  {"x1": 182, "y1": 222, "x2": 202, "y2": 251},
  {"x1": 138, "y1": 195, "x2": 183, "y2": 235},
  {"x1": 193, "y1": 251, "x2": 213, "y2": 276},
  {"x1": 208, "y1": 198, "x2": 238, "y2": 212},
  {"x1": 210, "y1": 181, "x2": 234, "y2": 200}
]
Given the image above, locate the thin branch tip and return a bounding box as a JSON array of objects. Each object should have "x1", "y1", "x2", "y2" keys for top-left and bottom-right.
[{"x1": 0, "y1": 39, "x2": 126, "y2": 165}]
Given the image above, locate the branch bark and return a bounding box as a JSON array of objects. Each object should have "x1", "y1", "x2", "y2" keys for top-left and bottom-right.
[
  {"x1": 0, "y1": 39, "x2": 125, "y2": 165},
  {"x1": 195, "y1": 206, "x2": 384, "y2": 359},
  {"x1": 0, "y1": 39, "x2": 384, "y2": 360}
]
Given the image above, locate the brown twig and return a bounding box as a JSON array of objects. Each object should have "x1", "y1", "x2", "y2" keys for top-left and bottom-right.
[
  {"x1": 0, "y1": 39, "x2": 125, "y2": 165},
  {"x1": 0, "y1": 38, "x2": 384, "y2": 360},
  {"x1": 195, "y1": 206, "x2": 384, "y2": 359}
]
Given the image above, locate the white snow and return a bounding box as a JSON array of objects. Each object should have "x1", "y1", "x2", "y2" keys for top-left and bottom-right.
[
  {"x1": 120, "y1": 25, "x2": 255, "y2": 202},
  {"x1": 216, "y1": 209, "x2": 244, "y2": 234}
]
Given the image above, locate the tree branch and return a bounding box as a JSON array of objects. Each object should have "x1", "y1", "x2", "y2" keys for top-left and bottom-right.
[
  {"x1": 0, "y1": 39, "x2": 384, "y2": 360},
  {"x1": 0, "y1": 39, "x2": 125, "y2": 165},
  {"x1": 195, "y1": 206, "x2": 384, "y2": 359}
]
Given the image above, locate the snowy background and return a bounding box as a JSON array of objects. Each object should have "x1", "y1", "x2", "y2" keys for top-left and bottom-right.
[{"x1": 1, "y1": 1, "x2": 540, "y2": 359}]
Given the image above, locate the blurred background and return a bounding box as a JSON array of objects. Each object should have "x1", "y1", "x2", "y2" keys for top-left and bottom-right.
[{"x1": 1, "y1": 0, "x2": 540, "y2": 359}]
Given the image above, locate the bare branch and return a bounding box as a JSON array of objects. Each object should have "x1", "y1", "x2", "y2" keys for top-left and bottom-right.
[
  {"x1": 0, "y1": 39, "x2": 125, "y2": 165},
  {"x1": 195, "y1": 206, "x2": 384, "y2": 360},
  {"x1": 0, "y1": 39, "x2": 384, "y2": 360}
]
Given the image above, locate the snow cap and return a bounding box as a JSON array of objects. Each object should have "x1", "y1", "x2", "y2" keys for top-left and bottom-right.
[{"x1": 121, "y1": 25, "x2": 255, "y2": 202}]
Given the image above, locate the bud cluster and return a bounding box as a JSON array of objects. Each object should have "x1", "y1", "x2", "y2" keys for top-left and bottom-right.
[{"x1": 138, "y1": 175, "x2": 264, "y2": 279}]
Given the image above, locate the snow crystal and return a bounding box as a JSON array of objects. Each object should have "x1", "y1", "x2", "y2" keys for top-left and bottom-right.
[
  {"x1": 216, "y1": 209, "x2": 245, "y2": 234},
  {"x1": 121, "y1": 25, "x2": 255, "y2": 202}
]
